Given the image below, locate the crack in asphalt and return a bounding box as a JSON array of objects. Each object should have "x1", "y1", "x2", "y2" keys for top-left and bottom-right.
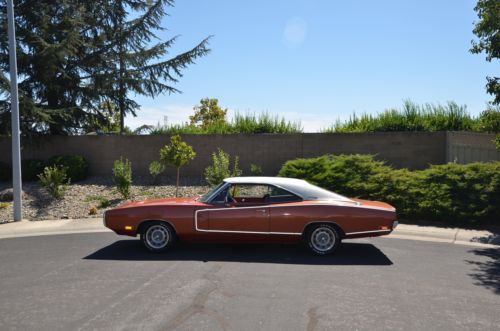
[
  {"x1": 162, "y1": 264, "x2": 230, "y2": 331},
  {"x1": 307, "y1": 306, "x2": 319, "y2": 331}
]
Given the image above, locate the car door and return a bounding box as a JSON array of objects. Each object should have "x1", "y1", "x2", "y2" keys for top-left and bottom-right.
[{"x1": 208, "y1": 184, "x2": 270, "y2": 233}]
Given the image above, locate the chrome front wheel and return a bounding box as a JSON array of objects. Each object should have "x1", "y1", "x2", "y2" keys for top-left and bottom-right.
[
  {"x1": 141, "y1": 222, "x2": 174, "y2": 253},
  {"x1": 306, "y1": 224, "x2": 341, "y2": 255}
]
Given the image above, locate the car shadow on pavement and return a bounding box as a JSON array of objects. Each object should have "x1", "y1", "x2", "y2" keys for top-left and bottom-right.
[
  {"x1": 467, "y1": 247, "x2": 500, "y2": 295},
  {"x1": 84, "y1": 240, "x2": 393, "y2": 265}
]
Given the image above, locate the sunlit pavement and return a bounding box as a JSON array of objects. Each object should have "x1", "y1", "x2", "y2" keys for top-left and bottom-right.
[{"x1": 0, "y1": 233, "x2": 498, "y2": 330}]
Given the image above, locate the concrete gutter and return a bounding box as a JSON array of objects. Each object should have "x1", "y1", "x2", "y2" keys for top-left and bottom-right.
[
  {"x1": 390, "y1": 224, "x2": 500, "y2": 248},
  {"x1": 0, "y1": 218, "x2": 498, "y2": 248},
  {"x1": 0, "y1": 218, "x2": 111, "y2": 239}
]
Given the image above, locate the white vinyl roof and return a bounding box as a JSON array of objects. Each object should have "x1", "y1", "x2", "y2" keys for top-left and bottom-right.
[
  {"x1": 224, "y1": 177, "x2": 352, "y2": 202},
  {"x1": 224, "y1": 176, "x2": 308, "y2": 186}
]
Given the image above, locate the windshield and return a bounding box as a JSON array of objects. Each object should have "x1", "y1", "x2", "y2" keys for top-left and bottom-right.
[{"x1": 198, "y1": 182, "x2": 226, "y2": 202}]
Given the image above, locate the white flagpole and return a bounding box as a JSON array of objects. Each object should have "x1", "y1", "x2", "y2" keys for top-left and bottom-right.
[{"x1": 6, "y1": 0, "x2": 23, "y2": 222}]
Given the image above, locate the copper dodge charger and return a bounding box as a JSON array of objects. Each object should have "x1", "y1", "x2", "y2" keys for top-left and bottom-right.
[{"x1": 104, "y1": 177, "x2": 397, "y2": 255}]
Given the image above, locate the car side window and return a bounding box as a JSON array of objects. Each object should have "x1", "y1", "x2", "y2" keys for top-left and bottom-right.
[
  {"x1": 268, "y1": 186, "x2": 302, "y2": 203},
  {"x1": 211, "y1": 186, "x2": 230, "y2": 203},
  {"x1": 232, "y1": 185, "x2": 269, "y2": 199}
]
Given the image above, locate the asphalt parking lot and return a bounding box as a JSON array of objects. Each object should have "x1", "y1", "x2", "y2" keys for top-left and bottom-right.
[{"x1": 0, "y1": 233, "x2": 498, "y2": 330}]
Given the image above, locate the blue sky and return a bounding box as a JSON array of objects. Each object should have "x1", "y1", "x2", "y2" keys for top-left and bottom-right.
[{"x1": 128, "y1": 0, "x2": 498, "y2": 131}]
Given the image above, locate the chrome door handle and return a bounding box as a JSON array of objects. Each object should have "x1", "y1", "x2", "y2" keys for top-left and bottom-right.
[{"x1": 255, "y1": 209, "x2": 267, "y2": 213}]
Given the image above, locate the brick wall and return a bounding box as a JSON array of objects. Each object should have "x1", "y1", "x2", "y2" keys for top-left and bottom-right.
[{"x1": 0, "y1": 132, "x2": 450, "y2": 177}]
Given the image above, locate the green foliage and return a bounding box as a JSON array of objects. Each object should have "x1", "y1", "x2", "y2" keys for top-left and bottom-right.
[
  {"x1": 86, "y1": 195, "x2": 112, "y2": 209},
  {"x1": 250, "y1": 164, "x2": 263, "y2": 176},
  {"x1": 149, "y1": 160, "x2": 166, "y2": 182},
  {"x1": 0, "y1": 0, "x2": 211, "y2": 136},
  {"x1": 0, "y1": 202, "x2": 10, "y2": 209},
  {"x1": 48, "y1": 155, "x2": 88, "y2": 182},
  {"x1": 204, "y1": 148, "x2": 242, "y2": 186},
  {"x1": 232, "y1": 112, "x2": 303, "y2": 134},
  {"x1": 87, "y1": 101, "x2": 122, "y2": 134},
  {"x1": 279, "y1": 154, "x2": 391, "y2": 198},
  {"x1": 0, "y1": 162, "x2": 11, "y2": 181},
  {"x1": 112, "y1": 157, "x2": 132, "y2": 199},
  {"x1": 471, "y1": 0, "x2": 500, "y2": 104},
  {"x1": 21, "y1": 159, "x2": 45, "y2": 182},
  {"x1": 478, "y1": 104, "x2": 500, "y2": 132},
  {"x1": 325, "y1": 100, "x2": 478, "y2": 133},
  {"x1": 495, "y1": 135, "x2": 500, "y2": 150},
  {"x1": 189, "y1": 98, "x2": 228, "y2": 128},
  {"x1": 38, "y1": 166, "x2": 70, "y2": 199},
  {"x1": 90, "y1": 0, "x2": 211, "y2": 133},
  {"x1": 158, "y1": 135, "x2": 196, "y2": 196},
  {"x1": 279, "y1": 154, "x2": 500, "y2": 225},
  {"x1": 159, "y1": 135, "x2": 197, "y2": 169},
  {"x1": 147, "y1": 112, "x2": 303, "y2": 134}
]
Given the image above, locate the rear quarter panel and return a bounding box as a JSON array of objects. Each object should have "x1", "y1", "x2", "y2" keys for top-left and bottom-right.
[{"x1": 269, "y1": 203, "x2": 396, "y2": 236}]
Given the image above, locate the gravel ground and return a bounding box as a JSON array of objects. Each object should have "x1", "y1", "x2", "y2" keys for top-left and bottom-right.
[{"x1": 0, "y1": 177, "x2": 209, "y2": 223}]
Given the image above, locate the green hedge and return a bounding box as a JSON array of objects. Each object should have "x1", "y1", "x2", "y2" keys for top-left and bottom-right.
[
  {"x1": 21, "y1": 159, "x2": 45, "y2": 181},
  {"x1": 279, "y1": 154, "x2": 500, "y2": 225},
  {"x1": 0, "y1": 162, "x2": 11, "y2": 182},
  {"x1": 48, "y1": 155, "x2": 88, "y2": 182}
]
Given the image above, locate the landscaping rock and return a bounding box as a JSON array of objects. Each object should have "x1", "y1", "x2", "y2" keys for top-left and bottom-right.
[
  {"x1": 0, "y1": 177, "x2": 208, "y2": 222},
  {"x1": 0, "y1": 188, "x2": 27, "y2": 202}
]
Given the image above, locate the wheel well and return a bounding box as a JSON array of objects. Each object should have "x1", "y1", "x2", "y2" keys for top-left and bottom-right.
[
  {"x1": 303, "y1": 222, "x2": 345, "y2": 239},
  {"x1": 137, "y1": 220, "x2": 177, "y2": 236}
]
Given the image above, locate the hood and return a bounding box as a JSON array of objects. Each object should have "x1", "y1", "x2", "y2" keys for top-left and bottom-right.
[{"x1": 117, "y1": 197, "x2": 201, "y2": 209}]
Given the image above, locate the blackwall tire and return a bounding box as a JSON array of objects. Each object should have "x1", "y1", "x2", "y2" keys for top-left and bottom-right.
[
  {"x1": 306, "y1": 224, "x2": 341, "y2": 256},
  {"x1": 140, "y1": 222, "x2": 175, "y2": 253}
]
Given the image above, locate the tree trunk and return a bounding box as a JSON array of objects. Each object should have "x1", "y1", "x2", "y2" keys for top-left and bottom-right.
[{"x1": 175, "y1": 167, "x2": 180, "y2": 197}]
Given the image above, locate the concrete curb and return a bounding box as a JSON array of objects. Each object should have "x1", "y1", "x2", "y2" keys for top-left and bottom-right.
[{"x1": 0, "y1": 218, "x2": 498, "y2": 248}]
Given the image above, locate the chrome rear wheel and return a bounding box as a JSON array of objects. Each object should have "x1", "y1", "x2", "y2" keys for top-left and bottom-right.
[{"x1": 306, "y1": 224, "x2": 341, "y2": 255}]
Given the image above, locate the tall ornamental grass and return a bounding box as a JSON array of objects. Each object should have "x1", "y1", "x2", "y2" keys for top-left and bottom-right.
[
  {"x1": 324, "y1": 101, "x2": 499, "y2": 133},
  {"x1": 146, "y1": 112, "x2": 302, "y2": 135}
]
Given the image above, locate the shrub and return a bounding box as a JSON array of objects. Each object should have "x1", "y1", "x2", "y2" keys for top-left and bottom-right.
[
  {"x1": 112, "y1": 157, "x2": 132, "y2": 199},
  {"x1": 88, "y1": 206, "x2": 98, "y2": 215},
  {"x1": 0, "y1": 162, "x2": 11, "y2": 182},
  {"x1": 250, "y1": 164, "x2": 263, "y2": 176},
  {"x1": 86, "y1": 195, "x2": 112, "y2": 208},
  {"x1": 279, "y1": 154, "x2": 391, "y2": 198},
  {"x1": 48, "y1": 155, "x2": 88, "y2": 182},
  {"x1": 279, "y1": 154, "x2": 500, "y2": 225},
  {"x1": 205, "y1": 148, "x2": 242, "y2": 186},
  {"x1": 38, "y1": 166, "x2": 70, "y2": 199},
  {"x1": 21, "y1": 159, "x2": 45, "y2": 181},
  {"x1": 149, "y1": 160, "x2": 166, "y2": 183}
]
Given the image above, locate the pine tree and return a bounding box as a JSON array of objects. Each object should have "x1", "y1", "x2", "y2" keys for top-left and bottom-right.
[
  {"x1": 85, "y1": 0, "x2": 211, "y2": 134},
  {"x1": 0, "y1": 0, "x2": 210, "y2": 135},
  {"x1": 0, "y1": 0, "x2": 93, "y2": 135}
]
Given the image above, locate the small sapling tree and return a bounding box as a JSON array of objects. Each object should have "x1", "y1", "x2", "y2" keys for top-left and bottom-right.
[{"x1": 159, "y1": 135, "x2": 196, "y2": 197}]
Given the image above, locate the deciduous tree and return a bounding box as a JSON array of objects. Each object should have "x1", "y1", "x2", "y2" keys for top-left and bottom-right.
[
  {"x1": 189, "y1": 98, "x2": 228, "y2": 128},
  {"x1": 471, "y1": 0, "x2": 500, "y2": 104}
]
